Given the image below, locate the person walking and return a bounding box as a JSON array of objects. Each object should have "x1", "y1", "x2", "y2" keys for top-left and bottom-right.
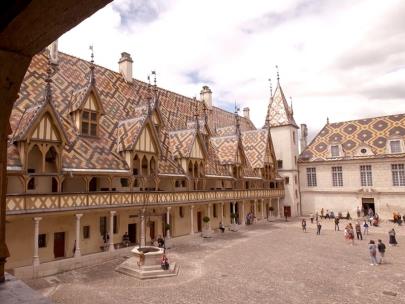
[
  {"x1": 377, "y1": 239, "x2": 386, "y2": 264},
  {"x1": 320, "y1": 208, "x2": 324, "y2": 219},
  {"x1": 334, "y1": 217, "x2": 340, "y2": 231},
  {"x1": 315, "y1": 211, "x2": 319, "y2": 222},
  {"x1": 302, "y1": 219, "x2": 307, "y2": 232},
  {"x1": 357, "y1": 206, "x2": 361, "y2": 218},
  {"x1": 355, "y1": 222, "x2": 363, "y2": 240},
  {"x1": 388, "y1": 228, "x2": 398, "y2": 246},
  {"x1": 368, "y1": 240, "x2": 378, "y2": 266},
  {"x1": 316, "y1": 221, "x2": 322, "y2": 235},
  {"x1": 348, "y1": 223, "x2": 355, "y2": 245},
  {"x1": 310, "y1": 213, "x2": 314, "y2": 224},
  {"x1": 363, "y1": 221, "x2": 369, "y2": 235}
]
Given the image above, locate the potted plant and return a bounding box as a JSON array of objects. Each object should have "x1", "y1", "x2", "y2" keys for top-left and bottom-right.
[{"x1": 202, "y1": 216, "x2": 211, "y2": 237}]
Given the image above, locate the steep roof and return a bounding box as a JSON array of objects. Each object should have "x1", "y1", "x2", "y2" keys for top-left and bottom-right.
[
  {"x1": 264, "y1": 81, "x2": 298, "y2": 128},
  {"x1": 241, "y1": 129, "x2": 270, "y2": 169},
  {"x1": 300, "y1": 114, "x2": 405, "y2": 162}
]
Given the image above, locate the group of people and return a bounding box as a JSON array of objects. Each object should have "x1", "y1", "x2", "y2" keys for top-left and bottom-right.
[
  {"x1": 368, "y1": 240, "x2": 386, "y2": 265},
  {"x1": 393, "y1": 212, "x2": 405, "y2": 225},
  {"x1": 246, "y1": 212, "x2": 255, "y2": 225}
]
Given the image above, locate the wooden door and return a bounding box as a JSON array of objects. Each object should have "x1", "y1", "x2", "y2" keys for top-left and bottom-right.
[
  {"x1": 128, "y1": 223, "x2": 137, "y2": 244},
  {"x1": 53, "y1": 232, "x2": 65, "y2": 258},
  {"x1": 197, "y1": 212, "x2": 202, "y2": 232},
  {"x1": 149, "y1": 221, "x2": 155, "y2": 240}
]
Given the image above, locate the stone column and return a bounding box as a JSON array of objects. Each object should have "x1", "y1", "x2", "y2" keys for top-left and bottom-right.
[
  {"x1": 109, "y1": 211, "x2": 116, "y2": 252},
  {"x1": 207, "y1": 204, "x2": 212, "y2": 230},
  {"x1": 277, "y1": 197, "x2": 281, "y2": 218},
  {"x1": 33, "y1": 217, "x2": 42, "y2": 268},
  {"x1": 190, "y1": 205, "x2": 194, "y2": 235},
  {"x1": 220, "y1": 203, "x2": 224, "y2": 223},
  {"x1": 261, "y1": 200, "x2": 264, "y2": 220},
  {"x1": 74, "y1": 214, "x2": 83, "y2": 258},
  {"x1": 231, "y1": 202, "x2": 235, "y2": 224},
  {"x1": 240, "y1": 201, "x2": 245, "y2": 226},
  {"x1": 140, "y1": 209, "x2": 146, "y2": 247},
  {"x1": 254, "y1": 200, "x2": 258, "y2": 223},
  {"x1": 166, "y1": 207, "x2": 171, "y2": 238}
]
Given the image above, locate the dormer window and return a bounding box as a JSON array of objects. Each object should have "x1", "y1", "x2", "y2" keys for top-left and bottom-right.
[
  {"x1": 390, "y1": 140, "x2": 402, "y2": 153},
  {"x1": 81, "y1": 109, "x2": 98, "y2": 136},
  {"x1": 331, "y1": 145, "x2": 340, "y2": 157}
]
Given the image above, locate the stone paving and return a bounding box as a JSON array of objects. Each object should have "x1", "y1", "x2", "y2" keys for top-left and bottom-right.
[{"x1": 25, "y1": 218, "x2": 405, "y2": 304}]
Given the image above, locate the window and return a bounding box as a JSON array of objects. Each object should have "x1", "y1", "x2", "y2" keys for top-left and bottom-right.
[
  {"x1": 331, "y1": 145, "x2": 339, "y2": 157},
  {"x1": 213, "y1": 204, "x2": 217, "y2": 218},
  {"x1": 294, "y1": 175, "x2": 297, "y2": 184},
  {"x1": 83, "y1": 225, "x2": 90, "y2": 239},
  {"x1": 179, "y1": 206, "x2": 184, "y2": 218},
  {"x1": 113, "y1": 215, "x2": 118, "y2": 234},
  {"x1": 360, "y1": 165, "x2": 373, "y2": 186},
  {"x1": 81, "y1": 110, "x2": 97, "y2": 136},
  {"x1": 360, "y1": 148, "x2": 367, "y2": 154},
  {"x1": 27, "y1": 177, "x2": 36, "y2": 190},
  {"x1": 285, "y1": 177, "x2": 290, "y2": 184},
  {"x1": 120, "y1": 178, "x2": 129, "y2": 187},
  {"x1": 390, "y1": 140, "x2": 402, "y2": 153},
  {"x1": 277, "y1": 160, "x2": 283, "y2": 169},
  {"x1": 306, "y1": 167, "x2": 317, "y2": 187},
  {"x1": 99, "y1": 216, "x2": 107, "y2": 236},
  {"x1": 332, "y1": 166, "x2": 343, "y2": 187},
  {"x1": 38, "y1": 234, "x2": 47, "y2": 248},
  {"x1": 392, "y1": 164, "x2": 405, "y2": 186}
]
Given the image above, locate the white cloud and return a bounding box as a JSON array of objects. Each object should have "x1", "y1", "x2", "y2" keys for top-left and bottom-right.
[{"x1": 59, "y1": 0, "x2": 405, "y2": 140}]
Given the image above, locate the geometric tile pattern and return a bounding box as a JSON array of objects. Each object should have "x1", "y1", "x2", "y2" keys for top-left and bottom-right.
[
  {"x1": 210, "y1": 136, "x2": 239, "y2": 165},
  {"x1": 300, "y1": 114, "x2": 405, "y2": 162},
  {"x1": 168, "y1": 129, "x2": 196, "y2": 158},
  {"x1": 117, "y1": 116, "x2": 147, "y2": 152},
  {"x1": 241, "y1": 129, "x2": 269, "y2": 168}
]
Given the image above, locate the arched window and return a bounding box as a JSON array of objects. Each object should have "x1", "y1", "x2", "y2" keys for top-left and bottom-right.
[
  {"x1": 133, "y1": 154, "x2": 140, "y2": 176},
  {"x1": 141, "y1": 156, "x2": 148, "y2": 176},
  {"x1": 45, "y1": 146, "x2": 58, "y2": 173},
  {"x1": 27, "y1": 145, "x2": 43, "y2": 174},
  {"x1": 150, "y1": 157, "x2": 156, "y2": 175}
]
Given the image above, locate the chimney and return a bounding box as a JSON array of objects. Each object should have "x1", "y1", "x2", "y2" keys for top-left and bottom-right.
[
  {"x1": 47, "y1": 40, "x2": 58, "y2": 64},
  {"x1": 200, "y1": 85, "x2": 212, "y2": 110},
  {"x1": 243, "y1": 107, "x2": 250, "y2": 119},
  {"x1": 118, "y1": 52, "x2": 133, "y2": 83},
  {"x1": 300, "y1": 124, "x2": 308, "y2": 152}
]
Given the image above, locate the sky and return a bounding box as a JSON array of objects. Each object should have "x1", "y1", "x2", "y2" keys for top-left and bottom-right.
[{"x1": 59, "y1": 0, "x2": 405, "y2": 140}]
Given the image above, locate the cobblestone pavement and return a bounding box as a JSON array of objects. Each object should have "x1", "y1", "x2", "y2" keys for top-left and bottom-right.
[{"x1": 25, "y1": 218, "x2": 405, "y2": 304}]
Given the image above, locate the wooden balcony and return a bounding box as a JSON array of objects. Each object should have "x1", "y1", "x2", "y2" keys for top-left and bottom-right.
[{"x1": 6, "y1": 189, "x2": 284, "y2": 215}]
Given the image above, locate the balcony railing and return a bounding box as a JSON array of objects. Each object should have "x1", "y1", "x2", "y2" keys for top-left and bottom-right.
[{"x1": 6, "y1": 188, "x2": 284, "y2": 215}]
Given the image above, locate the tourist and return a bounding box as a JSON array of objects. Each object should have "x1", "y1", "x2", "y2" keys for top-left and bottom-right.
[
  {"x1": 363, "y1": 221, "x2": 369, "y2": 235},
  {"x1": 157, "y1": 235, "x2": 165, "y2": 248},
  {"x1": 320, "y1": 208, "x2": 324, "y2": 219},
  {"x1": 373, "y1": 213, "x2": 379, "y2": 226},
  {"x1": 355, "y1": 222, "x2": 362, "y2": 240},
  {"x1": 357, "y1": 206, "x2": 361, "y2": 218},
  {"x1": 316, "y1": 221, "x2": 322, "y2": 235},
  {"x1": 347, "y1": 223, "x2": 355, "y2": 245},
  {"x1": 377, "y1": 239, "x2": 386, "y2": 264},
  {"x1": 368, "y1": 208, "x2": 374, "y2": 218},
  {"x1": 302, "y1": 219, "x2": 307, "y2": 232},
  {"x1": 219, "y1": 222, "x2": 225, "y2": 233},
  {"x1": 330, "y1": 211, "x2": 335, "y2": 219},
  {"x1": 122, "y1": 232, "x2": 130, "y2": 247},
  {"x1": 161, "y1": 254, "x2": 170, "y2": 270},
  {"x1": 346, "y1": 211, "x2": 351, "y2": 220},
  {"x1": 315, "y1": 211, "x2": 319, "y2": 222},
  {"x1": 388, "y1": 228, "x2": 398, "y2": 246},
  {"x1": 310, "y1": 213, "x2": 314, "y2": 224},
  {"x1": 368, "y1": 240, "x2": 378, "y2": 266},
  {"x1": 334, "y1": 217, "x2": 340, "y2": 231}
]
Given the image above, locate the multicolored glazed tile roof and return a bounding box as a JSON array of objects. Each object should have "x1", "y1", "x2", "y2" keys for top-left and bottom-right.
[
  {"x1": 7, "y1": 50, "x2": 277, "y2": 179},
  {"x1": 241, "y1": 129, "x2": 270, "y2": 169},
  {"x1": 300, "y1": 114, "x2": 405, "y2": 162}
]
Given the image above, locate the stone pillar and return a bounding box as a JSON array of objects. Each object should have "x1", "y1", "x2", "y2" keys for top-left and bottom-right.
[
  {"x1": 220, "y1": 203, "x2": 224, "y2": 223},
  {"x1": 207, "y1": 204, "x2": 212, "y2": 230},
  {"x1": 74, "y1": 214, "x2": 83, "y2": 258},
  {"x1": 231, "y1": 202, "x2": 235, "y2": 224},
  {"x1": 261, "y1": 200, "x2": 264, "y2": 220},
  {"x1": 140, "y1": 209, "x2": 146, "y2": 247},
  {"x1": 33, "y1": 217, "x2": 42, "y2": 268},
  {"x1": 190, "y1": 205, "x2": 194, "y2": 235},
  {"x1": 254, "y1": 201, "x2": 258, "y2": 223},
  {"x1": 109, "y1": 211, "x2": 116, "y2": 252},
  {"x1": 166, "y1": 207, "x2": 171, "y2": 238},
  {"x1": 240, "y1": 201, "x2": 245, "y2": 226},
  {"x1": 277, "y1": 198, "x2": 281, "y2": 218}
]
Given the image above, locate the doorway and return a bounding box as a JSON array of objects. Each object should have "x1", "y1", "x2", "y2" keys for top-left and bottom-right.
[
  {"x1": 197, "y1": 212, "x2": 202, "y2": 232},
  {"x1": 128, "y1": 223, "x2": 137, "y2": 244},
  {"x1": 362, "y1": 198, "x2": 375, "y2": 215},
  {"x1": 149, "y1": 221, "x2": 155, "y2": 240},
  {"x1": 284, "y1": 206, "x2": 291, "y2": 218},
  {"x1": 53, "y1": 232, "x2": 65, "y2": 258}
]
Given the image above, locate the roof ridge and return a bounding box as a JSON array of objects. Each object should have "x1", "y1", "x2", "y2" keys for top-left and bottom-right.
[{"x1": 328, "y1": 112, "x2": 405, "y2": 126}]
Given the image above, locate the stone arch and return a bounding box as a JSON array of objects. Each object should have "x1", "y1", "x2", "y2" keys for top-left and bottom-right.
[{"x1": 27, "y1": 144, "x2": 43, "y2": 173}]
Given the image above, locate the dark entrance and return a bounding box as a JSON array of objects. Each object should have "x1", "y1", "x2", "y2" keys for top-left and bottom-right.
[
  {"x1": 53, "y1": 232, "x2": 65, "y2": 258},
  {"x1": 284, "y1": 206, "x2": 291, "y2": 218},
  {"x1": 128, "y1": 223, "x2": 137, "y2": 244},
  {"x1": 197, "y1": 212, "x2": 202, "y2": 232},
  {"x1": 362, "y1": 198, "x2": 375, "y2": 215},
  {"x1": 149, "y1": 221, "x2": 155, "y2": 240}
]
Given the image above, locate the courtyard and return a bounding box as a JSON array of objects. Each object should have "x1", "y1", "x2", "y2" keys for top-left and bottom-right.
[{"x1": 25, "y1": 218, "x2": 405, "y2": 304}]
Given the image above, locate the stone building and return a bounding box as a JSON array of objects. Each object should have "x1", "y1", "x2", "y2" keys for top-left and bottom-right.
[
  {"x1": 299, "y1": 114, "x2": 405, "y2": 218},
  {"x1": 5, "y1": 45, "x2": 284, "y2": 278}
]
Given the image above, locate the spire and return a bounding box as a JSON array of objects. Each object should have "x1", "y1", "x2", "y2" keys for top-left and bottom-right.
[
  {"x1": 147, "y1": 74, "x2": 152, "y2": 115},
  {"x1": 268, "y1": 78, "x2": 273, "y2": 97},
  {"x1": 89, "y1": 45, "x2": 96, "y2": 85},
  {"x1": 234, "y1": 101, "x2": 241, "y2": 137},
  {"x1": 327, "y1": 117, "x2": 330, "y2": 124},
  {"x1": 151, "y1": 70, "x2": 158, "y2": 108},
  {"x1": 276, "y1": 65, "x2": 280, "y2": 84},
  {"x1": 289, "y1": 96, "x2": 294, "y2": 116},
  {"x1": 44, "y1": 57, "x2": 53, "y2": 105},
  {"x1": 193, "y1": 97, "x2": 200, "y2": 131}
]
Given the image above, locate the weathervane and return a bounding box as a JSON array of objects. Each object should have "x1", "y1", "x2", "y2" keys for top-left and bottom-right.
[
  {"x1": 89, "y1": 45, "x2": 95, "y2": 84},
  {"x1": 234, "y1": 101, "x2": 241, "y2": 137},
  {"x1": 276, "y1": 65, "x2": 280, "y2": 82}
]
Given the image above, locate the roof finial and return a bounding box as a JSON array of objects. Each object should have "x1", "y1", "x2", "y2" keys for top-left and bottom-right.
[
  {"x1": 234, "y1": 101, "x2": 241, "y2": 137},
  {"x1": 193, "y1": 97, "x2": 200, "y2": 131},
  {"x1": 289, "y1": 96, "x2": 294, "y2": 115},
  {"x1": 151, "y1": 70, "x2": 158, "y2": 107},
  {"x1": 268, "y1": 78, "x2": 273, "y2": 97},
  {"x1": 327, "y1": 117, "x2": 330, "y2": 124},
  {"x1": 276, "y1": 65, "x2": 280, "y2": 83},
  {"x1": 147, "y1": 74, "x2": 152, "y2": 115},
  {"x1": 44, "y1": 56, "x2": 53, "y2": 104},
  {"x1": 89, "y1": 45, "x2": 95, "y2": 85}
]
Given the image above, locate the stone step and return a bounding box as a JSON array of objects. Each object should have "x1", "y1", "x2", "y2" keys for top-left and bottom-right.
[{"x1": 115, "y1": 262, "x2": 179, "y2": 280}]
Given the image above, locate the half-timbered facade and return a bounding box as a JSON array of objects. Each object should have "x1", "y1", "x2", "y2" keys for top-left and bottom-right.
[{"x1": 5, "y1": 48, "x2": 284, "y2": 278}]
